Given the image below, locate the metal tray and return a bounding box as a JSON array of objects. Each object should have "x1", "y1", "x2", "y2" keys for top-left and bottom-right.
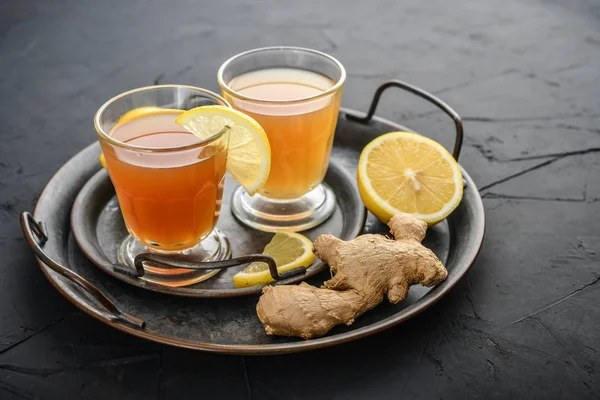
[
  {"x1": 70, "y1": 160, "x2": 365, "y2": 298},
  {"x1": 20, "y1": 80, "x2": 485, "y2": 354}
]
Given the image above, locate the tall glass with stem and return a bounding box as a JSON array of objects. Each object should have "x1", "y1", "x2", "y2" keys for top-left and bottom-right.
[
  {"x1": 218, "y1": 47, "x2": 346, "y2": 232},
  {"x1": 95, "y1": 85, "x2": 231, "y2": 287}
]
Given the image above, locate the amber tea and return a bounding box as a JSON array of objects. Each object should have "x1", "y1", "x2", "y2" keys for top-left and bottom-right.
[
  {"x1": 226, "y1": 68, "x2": 341, "y2": 199},
  {"x1": 218, "y1": 47, "x2": 345, "y2": 232},
  {"x1": 100, "y1": 110, "x2": 227, "y2": 251}
]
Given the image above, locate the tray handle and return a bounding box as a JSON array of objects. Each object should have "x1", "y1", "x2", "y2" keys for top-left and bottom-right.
[
  {"x1": 346, "y1": 79, "x2": 464, "y2": 160},
  {"x1": 114, "y1": 253, "x2": 307, "y2": 282},
  {"x1": 20, "y1": 212, "x2": 145, "y2": 329}
]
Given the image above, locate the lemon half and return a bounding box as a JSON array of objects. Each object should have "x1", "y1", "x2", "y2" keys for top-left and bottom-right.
[{"x1": 358, "y1": 131, "x2": 463, "y2": 225}]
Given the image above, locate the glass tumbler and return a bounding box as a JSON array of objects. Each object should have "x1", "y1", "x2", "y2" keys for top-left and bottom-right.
[
  {"x1": 94, "y1": 85, "x2": 231, "y2": 287},
  {"x1": 218, "y1": 46, "x2": 346, "y2": 232}
]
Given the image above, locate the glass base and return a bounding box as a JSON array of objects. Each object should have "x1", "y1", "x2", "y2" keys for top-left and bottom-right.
[
  {"x1": 231, "y1": 183, "x2": 336, "y2": 232},
  {"x1": 117, "y1": 229, "x2": 231, "y2": 287}
]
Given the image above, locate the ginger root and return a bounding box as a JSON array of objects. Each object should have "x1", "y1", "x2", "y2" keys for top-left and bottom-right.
[{"x1": 256, "y1": 214, "x2": 448, "y2": 339}]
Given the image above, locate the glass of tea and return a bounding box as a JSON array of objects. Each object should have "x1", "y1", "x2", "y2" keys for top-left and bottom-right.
[
  {"x1": 218, "y1": 46, "x2": 346, "y2": 232},
  {"x1": 94, "y1": 85, "x2": 231, "y2": 286}
]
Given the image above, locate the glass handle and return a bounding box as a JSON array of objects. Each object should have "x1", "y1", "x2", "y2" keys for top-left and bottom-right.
[
  {"x1": 20, "y1": 212, "x2": 146, "y2": 329},
  {"x1": 114, "y1": 253, "x2": 307, "y2": 282},
  {"x1": 346, "y1": 79, "x2": 464, "y2": 161}
]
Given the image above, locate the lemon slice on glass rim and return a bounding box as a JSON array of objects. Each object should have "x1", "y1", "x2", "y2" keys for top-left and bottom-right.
[
  {"x1": 175, "y1": 105, "x2": 271, "y2": 196},
  {"x1": 357, "y1": 131, "x2": 463, "y2": 225},
  {"x1": 232, "y1": 231, "x2": 315, "y2": 288}
]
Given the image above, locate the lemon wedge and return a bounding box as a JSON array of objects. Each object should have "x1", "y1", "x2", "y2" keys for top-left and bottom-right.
[
  {"x1": 175, "y1": 105, "x2": 271, "y2": 196},
  {"x1": 233, "y1": 232, "x2": 315, "y2": 288},
  {"x1": 357, "y1": 131, "x2": 463, "y2": 225}
]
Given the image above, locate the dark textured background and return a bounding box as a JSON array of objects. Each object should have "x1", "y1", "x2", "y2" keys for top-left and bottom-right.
[{"x1": 1, "y1": 0, "x2": 599, "y2": 399}]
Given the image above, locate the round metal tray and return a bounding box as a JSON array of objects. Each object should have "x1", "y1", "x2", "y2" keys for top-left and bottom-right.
[
  {"x1": 70, "y1": 160, "x2": 365, "y2": 297},
  {"x1": 21, "y1": 80, "x2": 485, "y2": 354}
]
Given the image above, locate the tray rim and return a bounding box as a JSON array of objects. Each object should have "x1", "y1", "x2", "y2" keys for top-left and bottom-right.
[{"x1": 30, "y1": 108, "x2": 485, "y2": 355}]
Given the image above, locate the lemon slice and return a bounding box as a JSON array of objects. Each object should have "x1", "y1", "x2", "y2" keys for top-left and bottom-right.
[
  {"x1": 358, "y1": 131, "x2": 463, "y2": 225},
  {"x1": 99, "y1": 107, "x2": 169, "y2": 169},
  {"x1": 175, "y1": 105, "x2": 271, "y2": 196},
  {"x1": 233, "y1": 232, "x2": 315, "y2": 288},
  {"x1": 99, "y1": 153, "x2": 107, "y2": 169},
  {"x1": 117, "y1": 106, "x2": 167, "y2": 124}
]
